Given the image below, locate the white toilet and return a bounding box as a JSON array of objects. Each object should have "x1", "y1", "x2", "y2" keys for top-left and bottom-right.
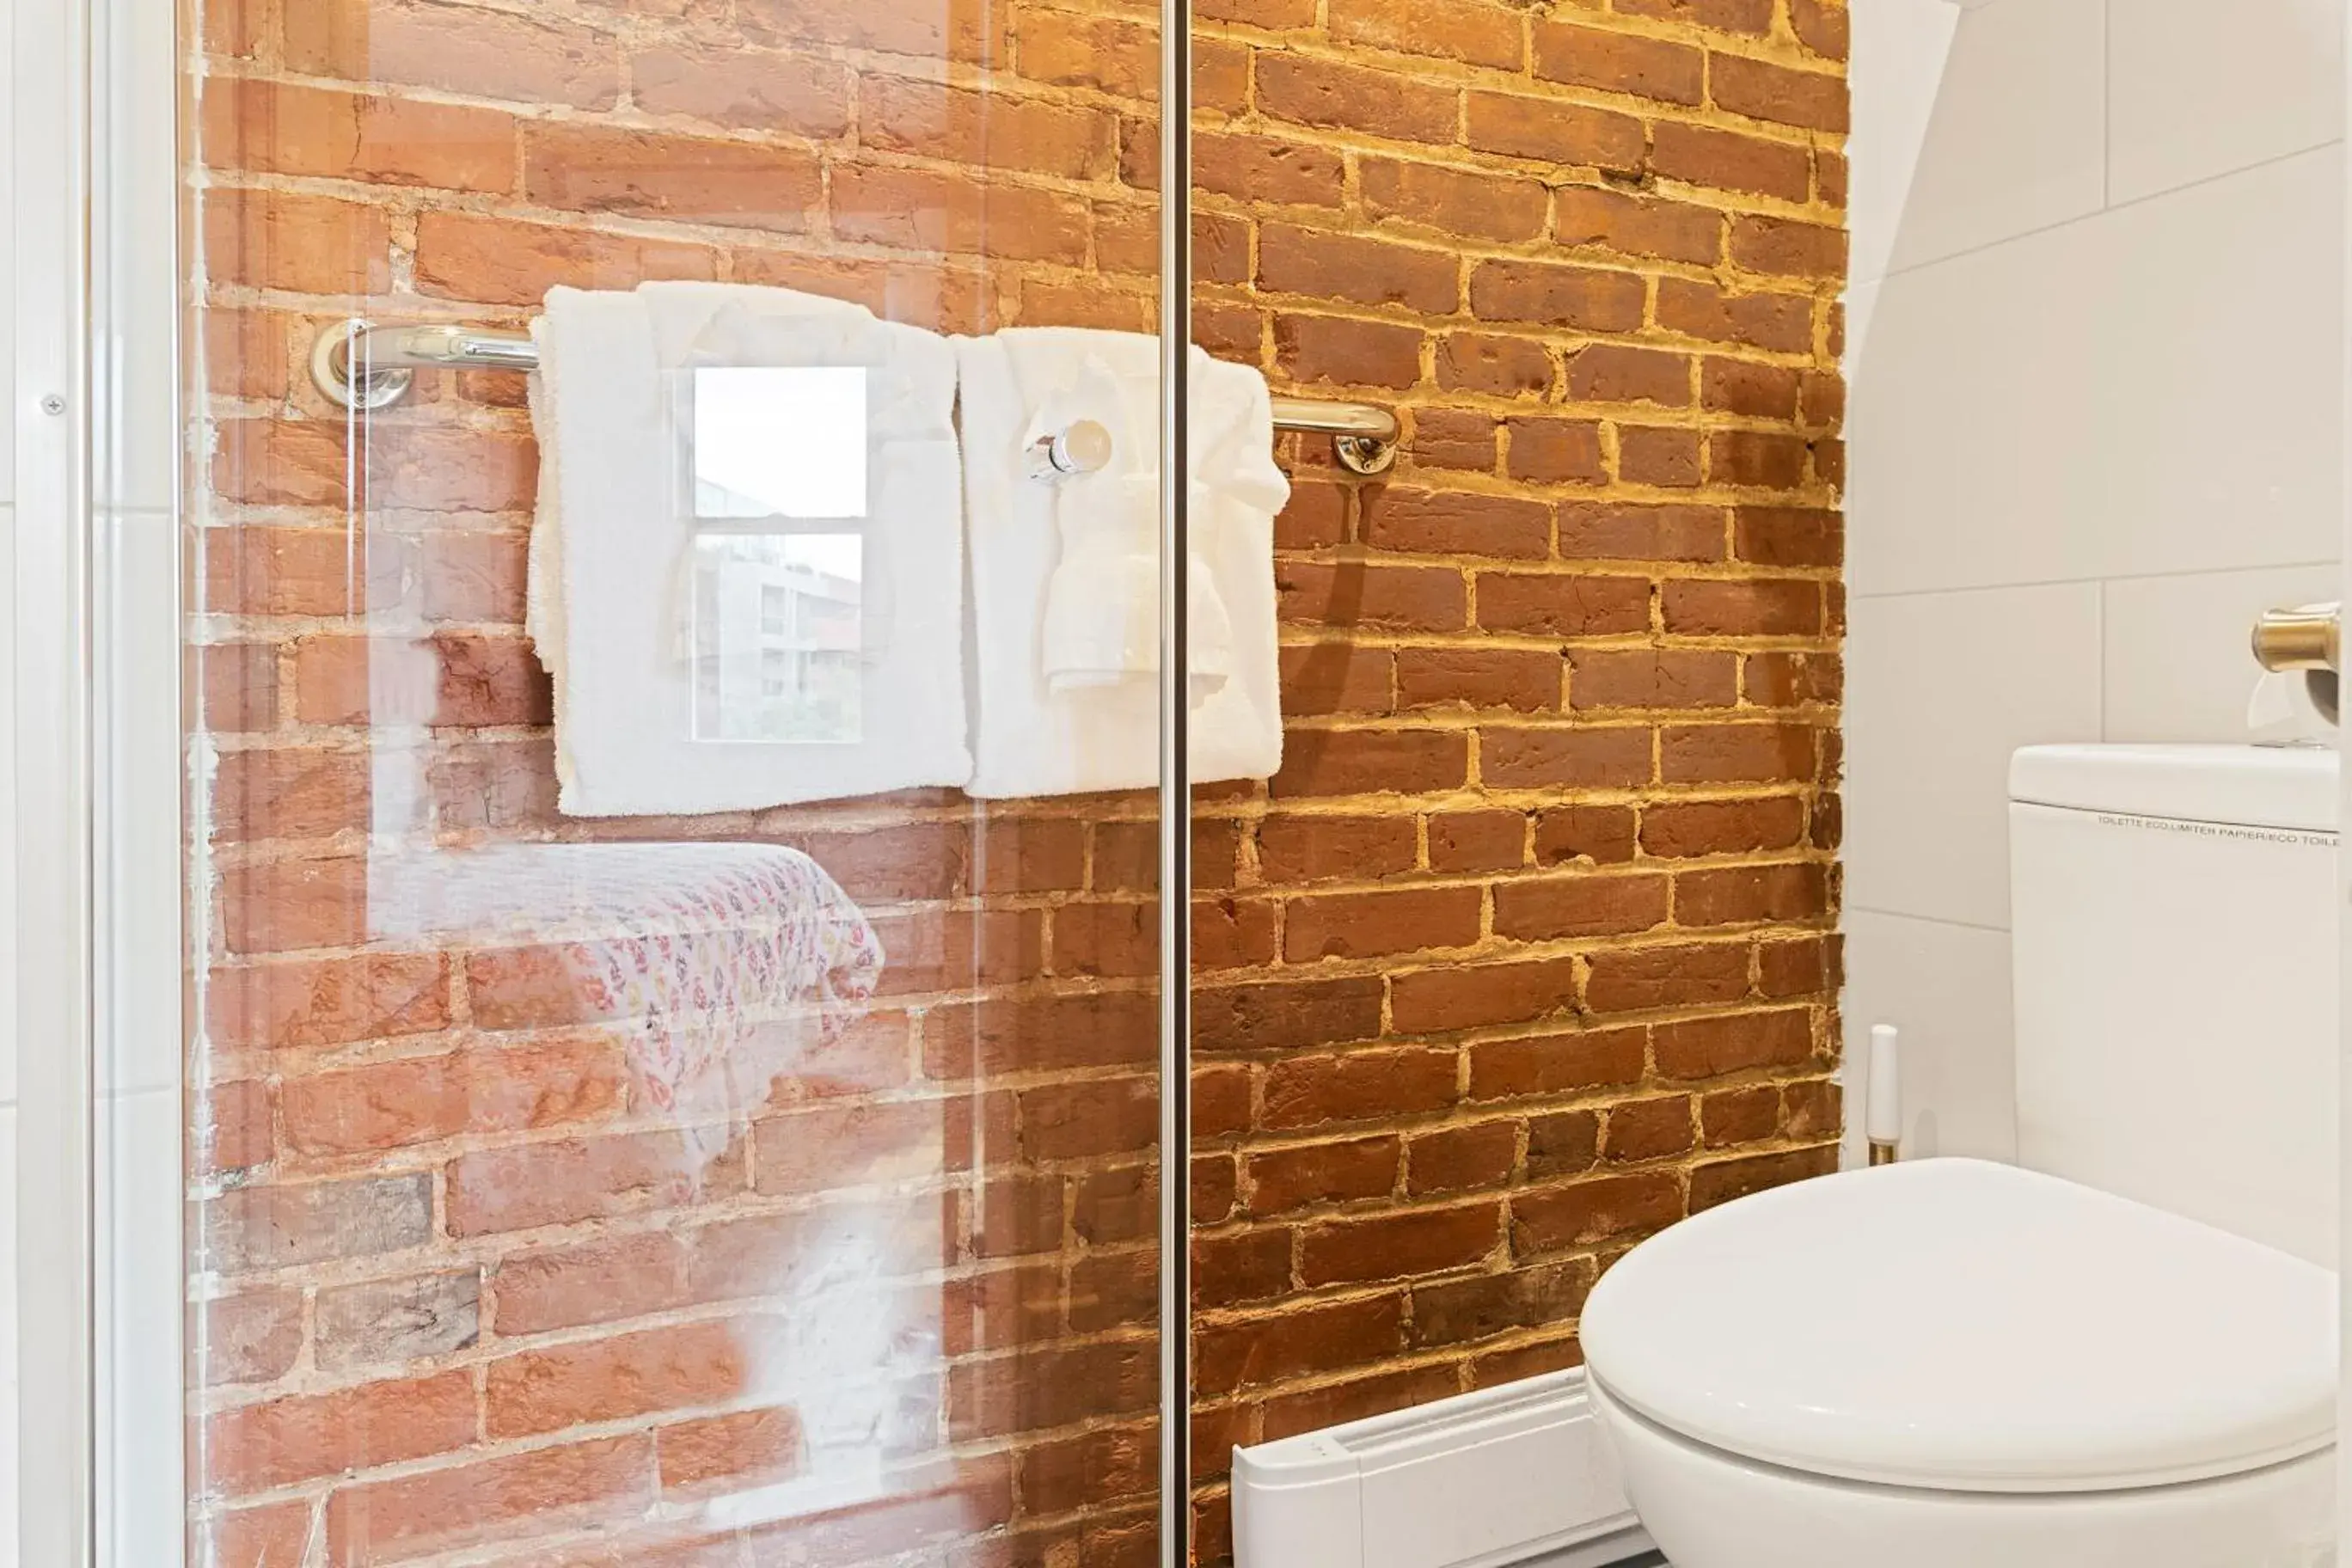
[{"x1": 1580, "y1": 744, "x2": 2343, "y2": 1568}]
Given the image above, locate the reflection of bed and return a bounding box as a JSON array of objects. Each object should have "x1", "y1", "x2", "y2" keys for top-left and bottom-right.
[{"x1": 368, "y1": 842, "x2": 883, "y2": 1107}]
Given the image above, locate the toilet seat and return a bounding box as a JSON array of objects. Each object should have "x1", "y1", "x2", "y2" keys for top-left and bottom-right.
[{"x1": 1580, "y1": 1159, "x2": 2338, "y2": 1494}]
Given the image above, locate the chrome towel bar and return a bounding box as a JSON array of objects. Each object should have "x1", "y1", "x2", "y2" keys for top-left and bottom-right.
[{"x1": 309, "y1": 315, "x2": 1403, "y2": 475}]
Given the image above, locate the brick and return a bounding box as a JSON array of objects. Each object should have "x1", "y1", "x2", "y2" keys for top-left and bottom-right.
[
  {"x1": 1471, "y1": 260, "x2": 1646, "y2": 332},
  {"x1": 1398, "y1": 647, "x2": 1561, "y2": 713},
  {"x1": 282, "y1": 1038, "x2": 625, "y2": 1154},
  {"x1": 1641, "y1": 795, "x2": 1809, "y2": 858},
  {"x1": 924, "y1": 991, "x2": 1155, "y2": 1076},
  {"x1": 1492, "y1": 873, "x2": 1669, "y2": 942},
  {"x1": 1363, "y1": 159, "x2": 1549, "y2": 243},
  {"x1": 1262, "y1": 1366, "x2": 1461, "y2": 1442},
  {"x1": 492, "y1": 1233, "x2": 694, "y2": 1336},
  {"x1": 206, "y1": 952, "x2": 451, "y2": 1047},
  {"x1": 203, "y1": 1289, "x2": 304, "y2": 1386},
  {"x1": 1704, "y1": 358, "x2": 1803, "y2": 419},
  {"x1": 1406, "y1": 408, "x2": 1501, "y2": 473},
  {"x1": 286, "y1": 0, "x2": 622, "y2": 107},
  {"x1": 1409, "y1": 1258, "x2": 1595, "y2": 1348},
  {"x1": 1702, "y1": 1084, "x2": 1782, "y2": 1147},
  {"x1": 199, "y1": 642, "x2": 279, "y2": 734},
  {"x1": 1526, "y1": 1109, "x2": 1603, "y2": 1179},
  {"x1": 1475, "y1": 572, "x2": 1650, "y2": 637},
  {"x1": 1331, "y1": 0, "x2": 1525, "y2": 68},
  {"x1": 1555, "y1": 187, "x2": 1724, "y2": 266},
  {"x1": 1468, "y1": 1027, "x2": 1647, "y2": 1099},
  {"x1": 216, "y1": 421, "x2": 538, "y2": 513},
  {"x1": 1196, "y1": 1294, "x2": 1406, "y2": 1397},
  {"x1": 523, "y1": 123, "x2": 822, "y2": 230},
  {"x1": 1693, "y1": 1144, "x2": 1838, "y2": 1210},
  {"x1": 1655, "y1": 1007, "x2": 1817, "y2": 1079},
  {"x1": 446, "y1": 1127, "x2": 746, "y2": 1235},
  {"x1": 205, "y1": 79, "x2": 517, "y2": 193},
  {"x1": 414, "y1": 211, "x2": 717, "y2": 305},
  {"x1": 1712, "y1": 53, "x2": 1849, "y2": 132},
  {"x1": 199, "y1": 1080, "x2": 273, "y2": 1174},
  {"x1": 1732, "y1": 215, "x2": 1847, "y2": 279},
  {"x1": 208, "y1": 1370, "x2": 476, "y2": 1494},
  {"x1": 1710, "y1": 428, "x2": 1810, "y2": 488},
  {"x1": 315, "y1": 1270, "x2": 481, "y2": 1370},
  {"x1": 1677, "y1": 861, "x2": 1830, "y2": 926},
  {"x1": 324, "y1": 1436, "x2": 654, "y2": 1563},
  {"x1": 1570, "y1": 648, "x2": 1737, "y2": 710},
  {"x1": 861, "y1": 76, "x2": 1116, "y2": 181},
  {"x1": 1198, "y1": 133, "x2": 1347, "y2": 206},
  {"x1": 1248, "y1": 1136, "x2": 1400, "y2": 1214},
  {"x1": 1662, "y1": 721, "x2": 1819, "y2": 784},
  {"x1": 832, "y1": 164, "x2": 1089, "y2": 264},
  {"x1": 1271, "y1": 728, "x2": 1470, "y2": 798},
  {"x1": 1584, "y1": 941, "x2": 1752, "y2": 1013},
  {"x1": 1481, "y1": 726, "x2": 1652, "y2": 789},
  {"x1": 1275, "y1": 640, "x2": 1392, "y2": 716},
  {"x1": 204, "y1": 187, "x2": 392, "y2": 296},
  {"x1": 1302, "y1": 1201, "x2": 1503, "y2": 1284},
  {"x1": 660, "y1": 1407, "x2": 805, "y2": 1495},
  {"x1": 1565, "y1": 345, "x2": 1693, "y2": 407},
  {"x1": 1791, "y1": 0, "x2": 1852, "y2": 59},
  {"x1": 1558, "y1": 502, "x2": 1726, "y2": 562},
  {"x1": 1604, "y1": 1095, "x2": 1697, "y2": 1162},
  {"x1": 1287, "y1": 885, "x2": 1483, "y2": 961},
  {"x1": 1761, "y1": 932, "x2": 1841, "y2": 998},
  {"x1": 1256, "y1": 814, "x2": 1419, "y2": 884},
  {"x1": 1437, "y1": 335, "x2": 1553, "y2": 400},
  {"x1": 1657, "y1": 278, "x2": 1816, "y2": 353},
  {"x1": 1363, "y1": 487, "x2": 1551, "y2": 559},
  {"x1": 1619, "y1": 426, "x2": 1704, "y2": 487},
  {"x1": 630, "y1": 43, "x2": 852, "y2": 134},
  {"x1": 1736, "y1": 506, "x2": 1843, "y2": 567},
  {"x1": 202, "y1": 1173, "x2": 433, "y2": 1275},
  {"x1": 1534, "y1": 804, "x2": 1639, "y2": 866},
  {"x1": 487, "y1": 1318, "x2": 750, "y2": 1437},
  {"x1": 1430, "y1": 809, "x2": 1528, "y2": 872},
  {"x1": 1506, "y1": 416, "x2": 1608, "y2": 485},
  {"x1": 1259, "y1": 224, "x2": 1460, "y2": 315},
  {"x1": 1663, "y1": 579, "x2": 1822, "y2": 637},
  {"x1": 1534, "y1": 21, "x2": 1704, "y2": 104},
  {"x1": 1464, "y1": 91, "x2": 1646, "y2": 174},
  {"x1": 1391, "y1": 955, "x2": 1580, "y2": 1033},
  {"x1": 1197, "y1": 1228, "x2": 1294, "y2": 1307},
  {"x1": 1263, "y1": 1049, "x2": 1460, "y2": 1130},
  {"x1": 1616, "y1": 0, "x2": 1773, "y2": 33},
  {"x1": 1195, "y1": 976, "x2": 1387, "y2": 1054},
  {"x1": 1511, "y1": 1173, "x2": 1683, "y2": 1253},
  {"x1": 1020, "y1": 1075, "x2": 1158, "y2": 1161},
  {"x1": 1275, "y1": 313, "x2": 1426, "y2": 390},
  {"x1": 1258, "y1": 53, "x2": 1460, "y2": 144}
]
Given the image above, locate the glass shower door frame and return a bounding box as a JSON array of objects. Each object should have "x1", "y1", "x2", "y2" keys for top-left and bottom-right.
[{"x1": 16, "y1": 0, "x2": 1210, "y2": 1565}]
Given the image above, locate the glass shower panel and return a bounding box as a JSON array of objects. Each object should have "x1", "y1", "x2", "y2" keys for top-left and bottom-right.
[{"x1": 186, "y1": 4, "x2": 1173, "y2": 1565}]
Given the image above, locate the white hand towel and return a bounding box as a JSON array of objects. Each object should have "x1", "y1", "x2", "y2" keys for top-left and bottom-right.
[
  {"x1": 528, "y1": 283, "x2": 972, "y2": 816},
  {"x1": 955, "y1": 328, "x2": 1289, "y2": 799}
]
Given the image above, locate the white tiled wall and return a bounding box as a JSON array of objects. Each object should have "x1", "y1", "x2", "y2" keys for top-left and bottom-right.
[
  {"x1": 1844, "y1": 0, "x2": 2345, "y2": 1164},
  {"x1": 0, "y1": 0, "x2": 21, "y2": 1541}
]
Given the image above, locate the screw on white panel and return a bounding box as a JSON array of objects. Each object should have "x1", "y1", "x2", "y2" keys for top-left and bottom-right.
[{"x1": 40, "y1": 394, "x2": 64, "y2": 415}]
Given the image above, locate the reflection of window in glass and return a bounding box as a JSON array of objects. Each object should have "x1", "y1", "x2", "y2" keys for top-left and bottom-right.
[
  {"x1": 691, "y1": 533, "x2": 864, "y2": 744},
  {"x1": 694, "y1": 366, "x2": 870, "y2": 519}
]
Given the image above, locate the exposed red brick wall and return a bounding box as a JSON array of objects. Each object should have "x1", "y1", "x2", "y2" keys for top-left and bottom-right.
[{"x1": 189, "y1": 0, "x2": 1847, "y2": 1562}]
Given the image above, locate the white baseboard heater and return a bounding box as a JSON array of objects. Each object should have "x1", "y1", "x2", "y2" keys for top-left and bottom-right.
[{"x1": 1230, "y1": 1369, "x2": 1657, "y2": 1568}]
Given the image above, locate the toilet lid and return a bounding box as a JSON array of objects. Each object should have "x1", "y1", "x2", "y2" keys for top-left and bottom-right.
[{"x1": 1579, "y1": 1159, "x2": 2338, "y2": 1492}]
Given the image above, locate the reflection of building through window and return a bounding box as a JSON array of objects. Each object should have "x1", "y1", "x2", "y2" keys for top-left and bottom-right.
[{"x1": 692, "y1": 533, "x2": 864, "y2": 744}]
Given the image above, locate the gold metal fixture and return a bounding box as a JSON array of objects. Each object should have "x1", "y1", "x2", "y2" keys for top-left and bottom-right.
[
  {"x1": 309, "y1": 316, "x2": 1405, "y2": 475},
  {"x1": 1868, "y1": 1141, "x2": 1899, "y2": 1167},
  {"x1": 2251, "y1": 603, "x2": 2340, "y2": 674}
]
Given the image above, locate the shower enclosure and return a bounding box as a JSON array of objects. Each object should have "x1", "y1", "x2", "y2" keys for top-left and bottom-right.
[{"x1": 12, "y1": 0, "x2": 1854, "y2": 1561}]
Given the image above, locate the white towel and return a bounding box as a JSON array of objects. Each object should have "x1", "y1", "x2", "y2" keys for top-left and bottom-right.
[
  {"x1": 955, "y1": 328, "x2": 1289, "y2": 799},
  {"x1": 528, "y1": 283, "x2": 971, "y2": 816}
]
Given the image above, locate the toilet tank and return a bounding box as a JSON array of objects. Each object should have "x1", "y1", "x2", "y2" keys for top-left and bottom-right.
[{"x1": 2008, "y1": 744, "x2": 2339, "y2": 1265}]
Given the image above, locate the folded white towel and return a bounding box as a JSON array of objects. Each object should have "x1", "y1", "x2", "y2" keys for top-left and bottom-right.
[
  {"x1": 955, "y1": 328, "x2": 1289, "y2": 799},
  {"x1": 528, "y1": 283, "x2": 972, "y2": 816}
]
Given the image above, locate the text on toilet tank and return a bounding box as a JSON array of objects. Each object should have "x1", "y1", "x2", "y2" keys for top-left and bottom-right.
[{"x1": 2092, "y1": 812, "x2": 2336, "y2": 849}]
